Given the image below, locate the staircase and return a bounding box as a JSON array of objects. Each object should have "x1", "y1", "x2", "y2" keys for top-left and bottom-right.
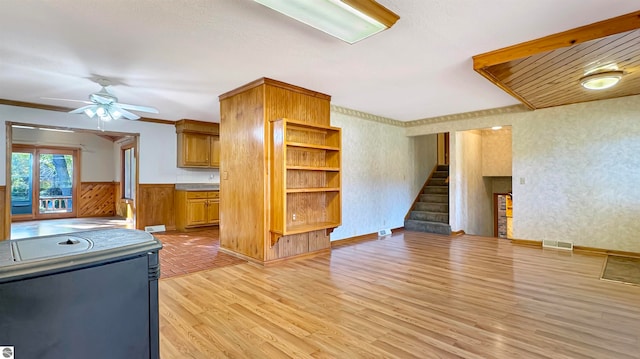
[{"x1": 404, "y1": 165, "x2": 451, "y2": 235}]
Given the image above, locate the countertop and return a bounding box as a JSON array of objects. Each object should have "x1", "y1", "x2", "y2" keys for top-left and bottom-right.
[{"x1": 175, "y1": 183, "x2": 219, "y2": 191}]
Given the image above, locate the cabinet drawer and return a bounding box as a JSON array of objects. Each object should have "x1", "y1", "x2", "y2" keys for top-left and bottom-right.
[
  {"x1": 186, "y1": 192, "x2": 208, "y2": 199},
  {"x1": 207, "y1": 192, "x2": 219, "y2": 199}
]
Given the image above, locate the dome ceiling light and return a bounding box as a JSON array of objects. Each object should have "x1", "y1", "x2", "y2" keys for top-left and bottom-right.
[{"x1": 580, "y1": 70, "x2": 624, "y2": 90}]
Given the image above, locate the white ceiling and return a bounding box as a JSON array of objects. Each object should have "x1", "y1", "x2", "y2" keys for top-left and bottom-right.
[{"x1": 1, "y1": 1, "x2": 637, "y2": 123}]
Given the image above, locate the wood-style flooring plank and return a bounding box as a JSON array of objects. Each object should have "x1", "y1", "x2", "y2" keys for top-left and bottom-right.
[{"x1": 159, "y1": 231, "x2": 640, "y2": 358}]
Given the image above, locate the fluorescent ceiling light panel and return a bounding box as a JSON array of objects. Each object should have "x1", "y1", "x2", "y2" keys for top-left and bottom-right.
[
  {"x1": 254, "y1": 0, "x2": 399, "y2": 44},
  {"x1": 39, "y1": 127, "x2": 75, "y2": 133}
]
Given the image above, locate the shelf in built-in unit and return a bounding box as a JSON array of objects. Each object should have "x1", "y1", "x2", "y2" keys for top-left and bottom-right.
[
  {"x1": 287, "y1": 187, "x2": 340, "y2": 193},
  {"x1": 287, "y1": 165, "x2": 340, "y2": 171},
  {"x1": 286, "y1": 142, "x2": 340, "y2": 151},
  {"x1": 279, "y1": 222, "x2": 342, "y2": 236}
]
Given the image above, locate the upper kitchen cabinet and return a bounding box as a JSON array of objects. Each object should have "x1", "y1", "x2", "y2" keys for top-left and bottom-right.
[{"x1": 175, "y1": 119, "x2": 220, "y2": 168}]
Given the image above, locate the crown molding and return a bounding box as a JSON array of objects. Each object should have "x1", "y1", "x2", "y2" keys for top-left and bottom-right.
[
  {"x1": 405, "y1": 104, "x2": 530, "y2": 127},
  {"x1": 331, "y1": 104, "x2": 531, "y2": 128},
  {"x1": 330, "y1": 105, "x2": 405, "y2": 127}
]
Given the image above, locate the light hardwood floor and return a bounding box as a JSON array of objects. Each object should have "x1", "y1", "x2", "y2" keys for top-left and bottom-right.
[{"x1": 159, "y1": 231, "x2": 640, "y2": 358}]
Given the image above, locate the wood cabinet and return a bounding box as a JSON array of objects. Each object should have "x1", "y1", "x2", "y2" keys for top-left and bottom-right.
[
  {"x1": 175, "y1": 191, "x2": 219, "y2": 231},
  {"x1": 176, "y1": 120, "x2": 220, "y2": 168},
  {"x1": 269, "y1": 118, "x2": 341, "y2": 244},
  {"x1": 219, "y1": 77, "x2": 341, "y2": 264}
]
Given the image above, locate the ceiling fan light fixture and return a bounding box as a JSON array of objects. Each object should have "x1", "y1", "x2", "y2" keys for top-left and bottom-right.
[
  {"x1": 83, "y1": 108, "x2": 96, "y2": 118},
  {"x1": 253, "y1": 0, "x2": 399, "y2": 44},
  {"x1": 108, "y1": 108, "x2": 123, "y2": 121},
  {"x1": 580, "y1": 70, "x2": 624, "y2": 90}
]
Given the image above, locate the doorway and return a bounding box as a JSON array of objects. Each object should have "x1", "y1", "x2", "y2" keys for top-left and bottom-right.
[
  {"x1": 494, "y1": 193, "x2": 513, "y2": 238},
  {"x1": 11, "y1": 145, "x2": 79, "y2": 220},
  {"x1": 5, "y1": 122, "x2": 140, "y2": 239},
  {"x1": 437, "y1": 132, "x2": 449, "y2": 165}
]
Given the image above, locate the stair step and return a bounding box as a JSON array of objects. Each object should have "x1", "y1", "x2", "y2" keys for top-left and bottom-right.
[
  {"x1": 423, "y1": 186, "x2": 448, "y2": 195},
  {"x1": 415, "y1": 202, "x2": 448, "y2": 212},
  {"x1": 409, "y1": 211, "x2": 449, "y2": 223},
  {"x1": 437, "y1": 165, "x2": 449, "y2": 171},
  {"x1": 404, "y1": 219, "x2": 451, "y2": 235},
  {"x1": 419, "y1": 194, "x2": 447, "y2": 203},
  {"x1": 432, "y1": 171, "x2": 448, "y2": 178},
  {"x1": 429, "y1": 178, "x2": 447, "y2": 186}
]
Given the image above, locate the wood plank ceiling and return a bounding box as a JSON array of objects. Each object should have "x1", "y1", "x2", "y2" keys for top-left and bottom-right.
[{"x1": 473, "y1": 11, "x2": 640, "y2": 110}]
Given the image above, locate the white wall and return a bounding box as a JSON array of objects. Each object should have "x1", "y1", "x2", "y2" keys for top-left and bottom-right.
[
  {"x1": 407, "y1": 94, "x2": 640, "y2": 252},
  {"x1": 12, "y1": 127, "x2": 116, "y2": 182},
  {"x1": 330, "y1": 111, "x2": 416, "y2": 240},
  {"x1": 1, "y1": 105, "x2": 177, "y2": 184}
]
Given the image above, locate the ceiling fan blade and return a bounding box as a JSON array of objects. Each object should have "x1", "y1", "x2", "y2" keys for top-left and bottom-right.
[
  {"x1": 113, "y1": 106, "x2": 140, "y2": 120},
  {"x1": 117, "y1": 102, "x2": 159, "y2": 114},
  {"x1": 69, "y1": 104, "x2": 97, "y2": 116},
  {"x1": 41, "y1": 97, "x2": 93, "y2": 105}
]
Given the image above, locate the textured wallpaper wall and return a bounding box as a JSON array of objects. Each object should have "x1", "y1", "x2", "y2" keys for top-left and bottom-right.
[
  {"x1": 408, "y1": 94, "x2": 640, "y2": 252},
  {"x1": 481, "y1": 127, "x2": 512, "y2": 176},
  {"x1": 330, "y1": 111, "x2": 417, "y2": 240},
  {"x1": 512, "y1": 97, "x2": 640, "y2": 252}
]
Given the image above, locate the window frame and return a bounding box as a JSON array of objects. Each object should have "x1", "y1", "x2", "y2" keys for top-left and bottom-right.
[{"x1": 121, "y1": 142, "x2": 136, "y2": 201}]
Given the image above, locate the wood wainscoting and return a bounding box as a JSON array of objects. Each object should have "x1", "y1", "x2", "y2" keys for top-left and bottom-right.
[
  {"x1": 137, "y1": 184, "x2": 175, "y2": 231},
  {"x1": 78, "y1": 182, "x2": 116, "y2": 217}
]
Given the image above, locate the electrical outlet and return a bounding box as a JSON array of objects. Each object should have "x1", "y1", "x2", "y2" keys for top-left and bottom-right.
[{"x1": 292, "y1": 213, "x2": 297, "y2": 221}]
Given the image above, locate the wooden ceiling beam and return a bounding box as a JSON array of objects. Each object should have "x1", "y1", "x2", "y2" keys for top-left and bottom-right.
[{"x1": 473, "y1": 10, "x2": 640, "y2": 70}]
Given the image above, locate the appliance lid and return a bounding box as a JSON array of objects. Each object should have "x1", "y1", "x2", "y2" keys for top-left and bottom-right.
[{"x1": 11, "y1": 234, "x2": 93, "y2": 261}]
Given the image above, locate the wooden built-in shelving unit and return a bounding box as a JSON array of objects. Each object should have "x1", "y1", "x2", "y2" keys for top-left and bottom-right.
[
  {"x1": 218, "y1": 78, "x2": 341, "y2": 264},
  {"x1": 270, "y1": 118, "x2": 341, "y2": 244}
]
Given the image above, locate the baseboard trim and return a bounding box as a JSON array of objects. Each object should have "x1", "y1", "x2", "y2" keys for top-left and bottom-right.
[
  {"x1": 218, "y1": 246, "x2": 331, "y2": 266},
  {"x1": 509, "y1": 239, "x2": 640, "y2": 257},
  {"x1": 331, "y1": 227, "x2": 404, "y2": 248},
  {"x1": 262, "y1": 249, "x2": 331, "y2": 266},
  {"x1": 573, "y1": 245, "x2": 640, "y2": 258}
]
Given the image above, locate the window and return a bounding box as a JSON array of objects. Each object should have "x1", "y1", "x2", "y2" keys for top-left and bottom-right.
[{"x1": 121, "y1": 144, "x2": 136, "y2": 200}]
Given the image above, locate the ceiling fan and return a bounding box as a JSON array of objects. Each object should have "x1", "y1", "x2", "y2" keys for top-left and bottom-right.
[{"x1": 45, "y1": 79, "x2": 159, "y2": 130}]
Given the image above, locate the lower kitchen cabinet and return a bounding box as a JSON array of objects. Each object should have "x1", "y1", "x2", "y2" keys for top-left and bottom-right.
[{"x1": 175, "y1": 191, "x2": 219, "y2": 231}]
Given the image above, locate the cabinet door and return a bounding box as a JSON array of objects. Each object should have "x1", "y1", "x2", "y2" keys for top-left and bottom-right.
[
  {"x1": 186, "y1": 199, "x2": 208, "y2": 226},
  {"x1": 180, "y1": 133, "x2": 211, "y2": 167},
  {"x1": 210, "y1": 136, "x2": 220, "y2": 168},
  {"x1": 207, "y1": 200, "x2": 219, "y2": 224}
]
